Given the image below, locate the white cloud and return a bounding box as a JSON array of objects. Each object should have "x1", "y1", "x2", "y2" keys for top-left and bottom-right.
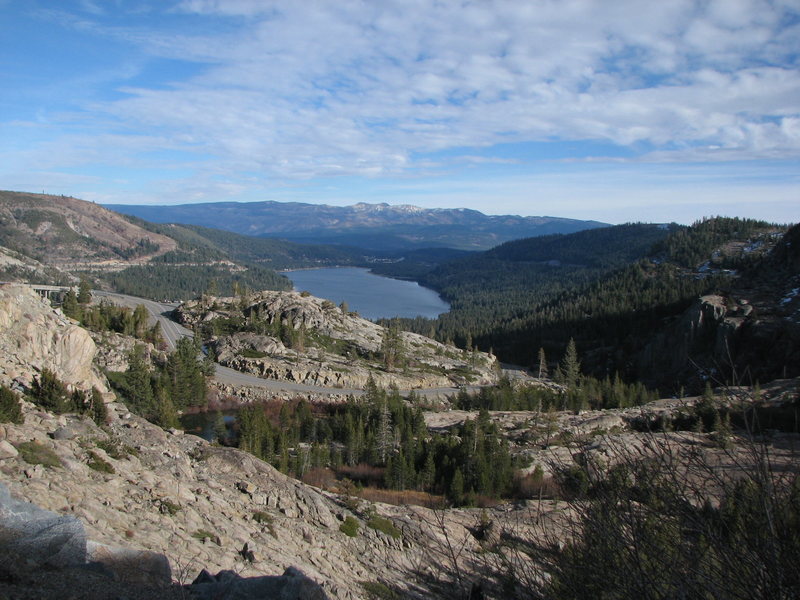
[{"x1": 3, "y1": 0, "x2": 799, "y2": 212}]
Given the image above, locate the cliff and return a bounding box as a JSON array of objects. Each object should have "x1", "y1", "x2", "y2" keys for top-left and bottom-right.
[
  {"x1": 639, "y1": 224, "x2": 800, "y2": 390},
  {"x1": 0, "y1": 284, "x2": 107, "y2": 393}
]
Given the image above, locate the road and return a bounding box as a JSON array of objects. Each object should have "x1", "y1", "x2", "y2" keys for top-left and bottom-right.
[{"x1": 92, "y1": 290, "x2": 488, "y2": 399}]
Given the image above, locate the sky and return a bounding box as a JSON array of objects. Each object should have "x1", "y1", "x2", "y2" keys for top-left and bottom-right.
[{"x1": 1, "y1": 0, "x2": 798, "y2": 225}]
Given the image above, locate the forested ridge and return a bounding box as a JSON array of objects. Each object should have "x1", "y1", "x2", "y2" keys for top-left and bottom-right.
[
  {"x1": 383, "y1": 218, "x2": 784, "y2": 391},
  {"x1": 119, "y1": 215, "x2": 367, "y2": 269}
]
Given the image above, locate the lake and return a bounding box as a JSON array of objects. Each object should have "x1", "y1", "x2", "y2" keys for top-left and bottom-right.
[{"x1": 285, "y1": 267, "x2": 449, "y2": 320}]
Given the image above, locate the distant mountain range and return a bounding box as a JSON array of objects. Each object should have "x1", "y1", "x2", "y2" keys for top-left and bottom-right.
[{"x1": 103, "y1": 200, "x2": 608, "y2": 251}]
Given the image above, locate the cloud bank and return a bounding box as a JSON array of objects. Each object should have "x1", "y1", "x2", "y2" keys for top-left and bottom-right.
[{"x1": 1, "y1": 0, "x2": 798, "y2": 219}]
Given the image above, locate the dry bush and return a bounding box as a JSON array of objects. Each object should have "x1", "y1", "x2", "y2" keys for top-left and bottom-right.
[
  {"x1": 336, "y1": 463, "x2": 385, "y2": 487},
  {"x1": 358, "y1": 487, "x2": 446, "y2": 508},
  {"x1": 514, "y1": 472, "x2": 560, "y2": 501},
  {"x1": 301, "y1": 467, "x2": 337, "y2": 489}
]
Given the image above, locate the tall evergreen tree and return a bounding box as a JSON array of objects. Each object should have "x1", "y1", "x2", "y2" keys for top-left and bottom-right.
[
  {"x1": 376, "y1": 395, "x2": 393, "y2": 465},
  {"x1": 537, "y1": 347, "x2": 548, "y2": 379},
  {"x1": 381, "y1": 320, "x2": 405, "y2": 370},
  {"x1": 61, "y1": 289, "x2": 80, "y2": 320},
  {"x1": 77, "y1": 278, "x2": 92, "y2": 304},
  {"x1": 560, "y1": 338, "x2": 581, "y2": 390}
]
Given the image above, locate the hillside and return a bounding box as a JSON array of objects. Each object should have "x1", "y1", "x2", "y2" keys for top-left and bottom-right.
[
  {"x1": 0, "y1": 191, "x2": 293, "y2": 300},
  {"x1": 174, "y1": 289, "x2": 498, "y2": 391},
  {"x1": 104, "y1": 200, "x2": 608, "y2": 252},
  {"x1": 146, "y1": 221, "x2": 368, "y2": 270},
  {"x1": 384, "y1": 219, "x2": 795, "y2": 392},
  {"x1": 0, "y1": 191, "x2": 176, "y2": 267}
]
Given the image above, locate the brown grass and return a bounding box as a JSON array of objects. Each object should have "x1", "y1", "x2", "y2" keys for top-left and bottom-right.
[
  {"x1": 357, "y1": 487, "x2": 446, "y2": 508},
  {"x1": 301, "y1": 467, "x2": 338, "y2": 489},
  {"x1": 515, "y1": 472, "x2": 560, "y2": 499},
  {"x1": 336, "y1": 463, "x2": 385, "y2": 486}
]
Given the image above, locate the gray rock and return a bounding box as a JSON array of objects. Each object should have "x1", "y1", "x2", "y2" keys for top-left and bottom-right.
[
  {"x1": 190, "y1": 566, "x2": 329, "y2": 600},
  {"x1": 24, "y1": 464, "x2": 45, "y2": 478},
  {"x1": 236, "y1": 480, "x2": 256, "y2": 495},
  {"x1": 51, "y1": 426, "x2": 75, "y2": 440},
  {"x1": 0, "y1": 481, "x2": 87, "y2": 568},
  {"x1": 0, "y1": 439, "x2": 18, "y2": 460},
  {"x1": 86, "y1": 540, "x2": 172, "y2": 585}
]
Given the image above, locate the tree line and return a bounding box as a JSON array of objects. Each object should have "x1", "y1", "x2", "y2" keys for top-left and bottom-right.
[
  {"x1": 382, "y1": 218, "x2": 782, "y2": 391},
  {"x1": 234, "y1": 379, "x2": 520, "y2": 506},
  {"x1": 107, "y1": 337, "x2": 211, "y2": 428}
]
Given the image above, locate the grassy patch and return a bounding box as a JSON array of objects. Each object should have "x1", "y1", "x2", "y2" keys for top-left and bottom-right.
[
  {"x1": 339, "y1": 516, "x2": 359, "y2": 537},
  {"x1": 192, "y1": 529, "x2": 221, "y2": 545},
  {"x1": 16, "y1": 441, "x2": 61, "y2": 468},
  {"x1": 252, "y1": 510, "x2": 277, "y2": 538},
  {"x1": 159, "y1": 499, "x2": 181, "y2": 516},
  {"x1": 367, "y1": 515, "x2": 402, "y2": 539},
  {"x1": 238, "y1": 348, "x2": 268, "y2": 359},
  {"x1": 360, "y1": 581, "x2": 400, "y2": 600},
  {"x1": 87, "y1": 450, "x2": 115, "y2": 474},
  {"x1": 96, "y1": 438, "x2": 138, "y2": 459},
  {"x1": 252, "y1": 510, "x2": 273, "y2": 524}
]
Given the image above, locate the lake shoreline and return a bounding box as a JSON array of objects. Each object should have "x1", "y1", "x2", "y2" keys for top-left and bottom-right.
[{"x1": 284, "y1": 266, "x2": 449, "y2": 320}]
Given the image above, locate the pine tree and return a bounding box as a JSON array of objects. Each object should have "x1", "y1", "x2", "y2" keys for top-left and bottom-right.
[
  {"x1": 450, "y1": 468, "x2": 465, "y2": 505},
  {"x1": 213, "y1": 410, "x2": 227, "y2": 444},
  {"x1": 77, "y1": 278, "x2": 92, "y2": 304},
  {"x1": 376, "y1": 395, "x2": 392, "y2": 465},
  {"x1": 537, "y1": 347, "x2": 548, "y2": 379},
  {"x1": 132, "y1": 304, "x2": 150, "y2": 339},
  {"x1": 560, "y1": 338, "x2": 581, "y2": 390},
  {"x1": 152, "y1": 384, "x2": 179, "y2": 429},
  {"x1": 90, "y1": 387, "x2": 108, "y2": 426},
  {"x1": 420, "y1": 451, "x2": 436, "y2": 492},
  {"x1": 30, "y1": 368, "x2": 70, "y2": 413},
  {"x1": 124, "y1": 345, "x2": 154, "y2": 415},
  {"x1": 61, "y1": 289, "x2": 80, "y2": 320},
  {"x1": 0, "y1": 385, "x2": 23, "y2": 424}
]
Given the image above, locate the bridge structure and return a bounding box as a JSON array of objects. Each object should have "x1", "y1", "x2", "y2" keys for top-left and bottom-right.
[
  {"x1": 28, "y1": 284, "x2": 74, "y2": 301},
  {"x1": 0, "y1": 282, "x2": 75, "y2": 301}
]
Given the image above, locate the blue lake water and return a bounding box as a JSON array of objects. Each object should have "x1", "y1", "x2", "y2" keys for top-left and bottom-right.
[{"x1": 285, "y1": 267, "x2": 449, "y2": 320}]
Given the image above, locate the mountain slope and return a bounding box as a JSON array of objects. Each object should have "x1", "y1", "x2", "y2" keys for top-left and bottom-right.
[
  {"x1": 0, "y1": 191, "x2": 176, "y2": 266},
  {"x1": 0, "y1": 191, "x2": 292, "y2": 300},
  {"x1": 385, "y1": 219, "x2": 793, "y2": 391},
  {"x1": 104, "y1": 200, "x2": 608, "y2": 251}
]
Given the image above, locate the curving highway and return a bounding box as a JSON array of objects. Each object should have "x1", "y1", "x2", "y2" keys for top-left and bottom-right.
[{"x1": 91, "y1": 290, "x2": 491, "y2": 399}]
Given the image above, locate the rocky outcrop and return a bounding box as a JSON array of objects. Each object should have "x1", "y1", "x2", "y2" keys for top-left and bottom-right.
[
  {"x1": 191, "y1": 567, "x2": 329, "y2": 600},
  {"x1": 639, "y1": 289, "x2": 800, "y2": 390},
  {"x1": 0, "y1": 400, "x2": 547, "y2": 599},
  {"x1": 90, "y1": 329, "x2": 159, "y2": 373},
  {"x1": 179, "y1": 291, "x2": 498, "y2": 390},
  {"x1": 0, "y1": 284, "x2": 107, "y2": 393}
]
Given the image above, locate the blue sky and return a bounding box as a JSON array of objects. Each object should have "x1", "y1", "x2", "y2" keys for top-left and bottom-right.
[{"x1": 1, "y1": 0, "x2": 798, "y2": 224}]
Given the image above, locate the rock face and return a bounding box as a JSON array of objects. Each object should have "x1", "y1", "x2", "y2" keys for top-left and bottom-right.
[
  {"x1": 0, "y1": 284, "x2": 107, "y2": 393},
  {"x1": 638, "y1": 225, "x2": 800, "y2": 391},
  {"x1": 191, "y1": 567, "x2": 330, "y2": 600},
  {"x1": 639, "y1": 290, "x2": 800, "y2": 389},
  {"x1": 0, "y1": 401, "x2": 546, "y2": 599},
  {"x1": 178, "y1": 291, "x2": 498, "y2": 390},
  {"x1": 0, "y1": 480, "x2": 88, "y2": 569}
]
